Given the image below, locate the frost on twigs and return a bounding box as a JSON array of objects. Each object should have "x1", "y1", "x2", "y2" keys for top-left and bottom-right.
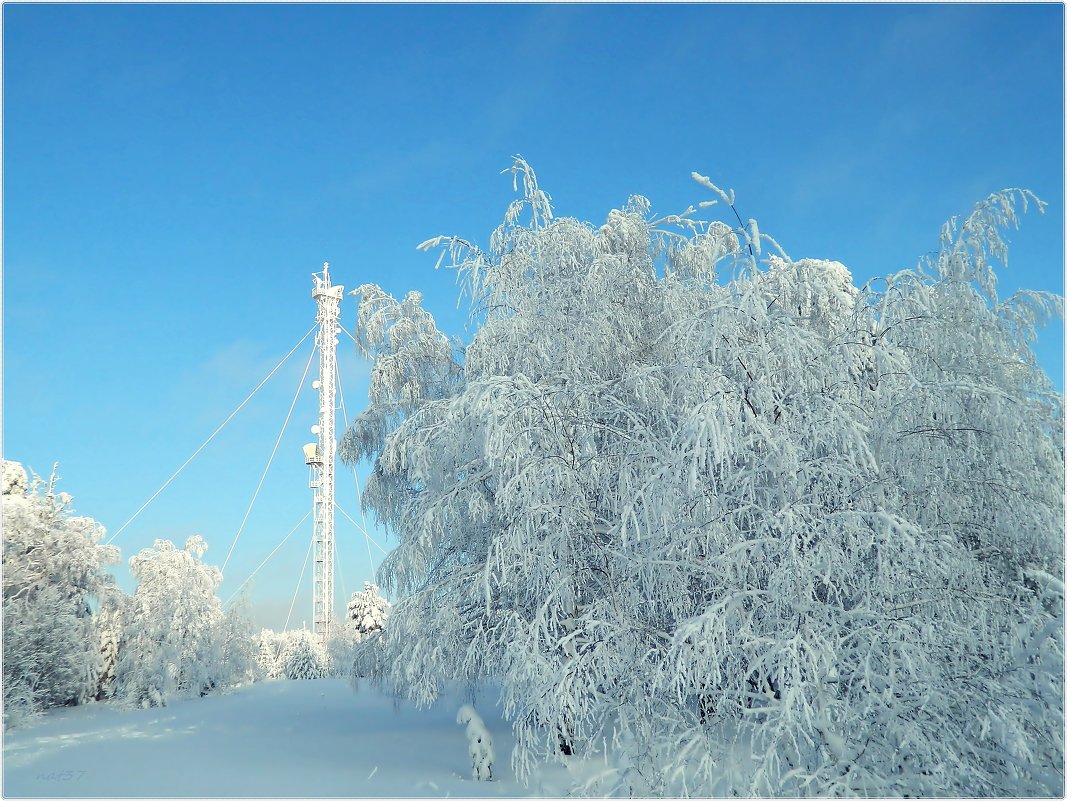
[
  {"x1": 340, "y1": 284, "x2": 462, "y2": 470},
  {"x1": 457, "y1": 704, "x2": 495, "y2": 781}
]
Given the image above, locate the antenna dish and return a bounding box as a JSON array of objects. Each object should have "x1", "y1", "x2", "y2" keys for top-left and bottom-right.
[
  {"x1": 312, "y1": 380, "x2": 321, "y2": 390},
  {"x1": 311, "y1": 424, "x2": 321, "y2": 435}
]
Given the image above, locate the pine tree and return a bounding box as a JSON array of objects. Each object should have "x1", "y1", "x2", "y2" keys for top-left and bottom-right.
[
  {"x1": 93, "y1": 593, "x2": 126, "y2": 701},
  {"x1": 257, "y1": 629, "x2": 288, "y2": 680},
  {"x1": 278, "y1": 630, "x2": 328, "y2": 680},
  {"x1": 345, "y1": 581, "x2": 391, "y2": 638}
]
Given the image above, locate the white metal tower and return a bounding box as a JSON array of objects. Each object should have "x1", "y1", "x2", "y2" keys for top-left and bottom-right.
[{"x1": 304, "y1": 262, "x2": 344, "y2": 646}]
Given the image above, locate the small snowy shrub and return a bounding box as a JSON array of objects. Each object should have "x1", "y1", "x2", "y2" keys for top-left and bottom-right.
[{"x1": 457, "y1": 704, "x2": 495, "y2": 781}]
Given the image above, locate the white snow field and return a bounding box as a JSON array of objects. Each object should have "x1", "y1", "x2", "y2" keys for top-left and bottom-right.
[{"x1": 2, "y1": 678, "x2": 601, "y2": 798}]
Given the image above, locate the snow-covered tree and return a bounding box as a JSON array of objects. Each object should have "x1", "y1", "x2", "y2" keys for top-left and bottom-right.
[
  {"x1": 116, "y1": 536, "x2": 231, "y2": 707},
  {"x1": 256, "y1": 628, "x2": 333, "y2": 679},
  {"x1": 331, "y1": 582, "x2": 393, "y2": 678},
  {"x1": 256, "y1": 628, "x2": 287, "y2": 679},
  {"x1": 2, "y1": 459, "x2": 29, "y2": 495},
  {"x1": 325, "y1": 625, "x2": 360, "y2": 678},
  {"x1": 812, "y1": 189, "x2": 1067, "y2": 796},
  {"x1": 342, "y1": 161, "x2": 1063, "y2": 796},
  {"x1": 277, "y1": 629, "x2": 328, "y2": 680},
  {"x1": 93, "y1": 593, "x2": 127, "y2": 701},
  {"x1": 2, "y1": 461, "x2": 120, "y2": 727},
  {"x1": 345, "y1": 581, "x2": 391, "y2": 637}
]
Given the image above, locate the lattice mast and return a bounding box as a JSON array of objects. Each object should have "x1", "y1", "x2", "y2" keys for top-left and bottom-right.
[{"x1": 305, "y1": 262, "x2": 344, "y2": 646}]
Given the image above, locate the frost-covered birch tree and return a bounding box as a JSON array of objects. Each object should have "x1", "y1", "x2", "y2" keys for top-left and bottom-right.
[
  {"x1": 2, "y1": 461, "x2": 120, "y2": 728},
  {"x1": 342, "y1": 160, "x2": 1063, "y2": 796},
  {"x1": 116, "y1": 535, "x2": 255, "y2": 707},
  {"x1": 217, "y1": 593, "x2": 261, "y2": 686}
]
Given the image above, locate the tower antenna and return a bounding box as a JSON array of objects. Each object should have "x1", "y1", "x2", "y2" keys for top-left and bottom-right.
[{"x1": 304, "y1": 261, "x2": 344, "y2": 647}]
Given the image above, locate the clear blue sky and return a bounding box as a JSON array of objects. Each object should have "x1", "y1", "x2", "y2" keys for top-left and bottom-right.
[{"x1": 4, "y1": 3, "x2": 1063, "y2": 630}]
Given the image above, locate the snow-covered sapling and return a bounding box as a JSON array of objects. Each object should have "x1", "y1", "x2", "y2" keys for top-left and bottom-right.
[{"x1": 456, "y1": 704, "x2": 494, "y2": 781}]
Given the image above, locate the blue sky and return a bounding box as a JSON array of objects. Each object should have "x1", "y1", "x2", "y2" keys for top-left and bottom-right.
[{"x1": 4, "y1": 3, "x2": 1063, "y2": 630}]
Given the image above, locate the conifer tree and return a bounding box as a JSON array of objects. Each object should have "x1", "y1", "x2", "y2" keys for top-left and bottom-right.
[
  {"x1": 345, "y1": 581, "x2": 391, "y2": 638},
  {"x1": 278, "y1": 630, "x2": 328, "y2": 680}
]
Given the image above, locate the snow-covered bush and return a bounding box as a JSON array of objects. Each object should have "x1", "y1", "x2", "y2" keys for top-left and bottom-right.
[
  {"x1": 2, "y1": 461, "x2": 120, "y2": 727},
  {"x1": 457, "y1": 704, "x2": 495, "y2": 781},
  {"x1": 116, "y1": 536, "x2": 239, "y2": 707},
  {"x1": 341, "y1": 161, "x2": 1064, "y2": 796},
  {"x1": 277, "y1": 630, "x2": 328, "y2": 680}
]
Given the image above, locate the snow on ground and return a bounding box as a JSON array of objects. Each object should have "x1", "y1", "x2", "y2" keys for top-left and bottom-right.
[{"x1": 2, "y1": 678, "x2": 606, "y2": 798}]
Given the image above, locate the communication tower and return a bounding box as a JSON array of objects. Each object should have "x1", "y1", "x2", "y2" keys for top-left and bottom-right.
[{"x1": 304, "y1": 262, "x2": 343, "y2": 646}]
